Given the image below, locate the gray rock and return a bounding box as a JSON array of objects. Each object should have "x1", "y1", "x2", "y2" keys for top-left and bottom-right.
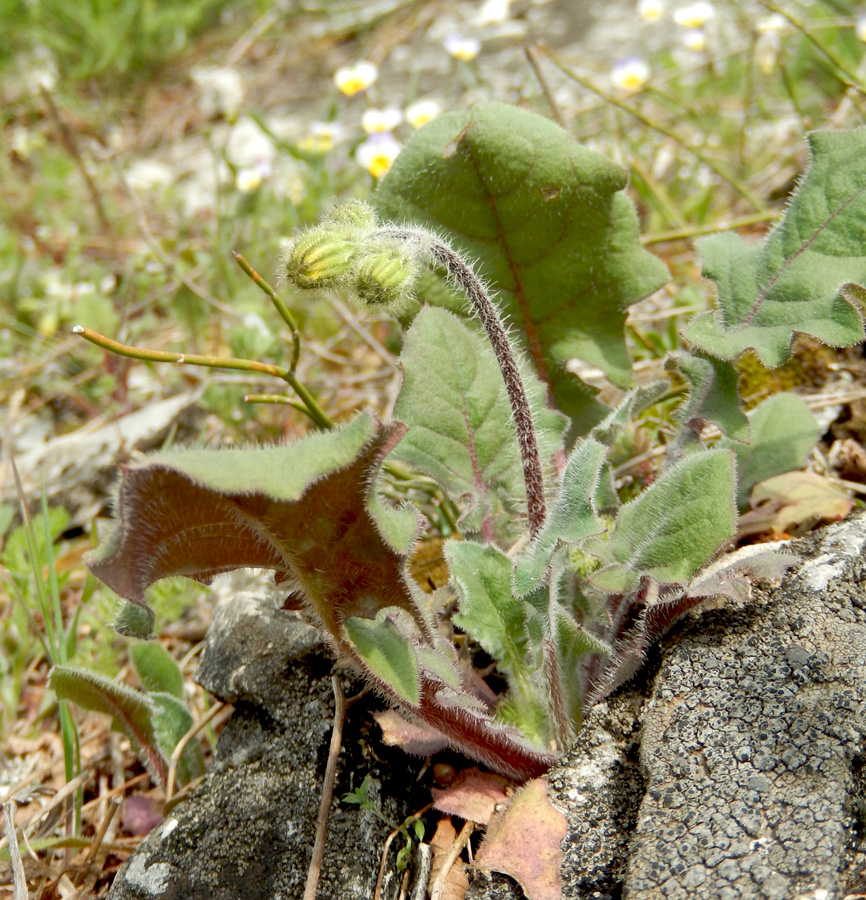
[
  {"x1": 108, "y1": 591, "x2": 424, "y2": 900},
  {"x1": 627, "y1": 513, "x2": 866, "y2": 900}
]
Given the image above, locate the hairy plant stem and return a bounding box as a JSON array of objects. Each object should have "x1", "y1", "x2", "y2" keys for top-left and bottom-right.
[{"x1": 380, "y1": 227, "x2": 547, "y2": 537}]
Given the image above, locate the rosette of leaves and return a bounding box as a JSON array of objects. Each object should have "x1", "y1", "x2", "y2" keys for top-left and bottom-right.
[{"x1": 80, "y1": 106, "x2": 866, "y2": 779}]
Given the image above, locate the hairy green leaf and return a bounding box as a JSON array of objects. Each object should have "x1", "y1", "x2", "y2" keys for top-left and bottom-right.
[
  {"x1": 666, "y1": 351, "x2": 748, "y2": 441},
  {"x1": 130, "y1": 642, "x2": 185, "y2": 700},
  {"x1": 376, "y1": 102, "x2": 669, "y2": 433},
  {"x1": 683, "y1": 130, "x2": 866, "y2": 364},
  {"x1": 344, "y1": 612, "x2": 421, "y2": 706},
  {"x1": 513, "y1": 439, "x2": 607, "y2": 596},
  {"x1": 50, "y1": 666, "x2": 176, "y2": 784},
  {"x1": 148, "y1": 692, "x2": 205, "y2": 786},
  {"x1": 554, "y1": 613, "x2": 609, "y2": 728},
  {"x1": 87, "y1": 412, "x2": 554, "y2": 780},
  {"x1": 114, "y1": 601, "x2": 155, "y2": 640},
  {"x1": 393, "y1": 307, "x2": 564, "y2": 541},
  {"x1": 721, "y1": 393, "x2": 821, "y2": 509},
  {"x1": 586, "y1": 450, "x2": 737, "y2": 592},
  {"x1": 448, "y1": 541, "x2": 529, "y2": 679}
]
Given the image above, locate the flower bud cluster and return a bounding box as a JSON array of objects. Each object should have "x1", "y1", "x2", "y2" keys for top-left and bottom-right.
[{"x1": 282, "y1": 201, "x2": 418, "y2": 311}]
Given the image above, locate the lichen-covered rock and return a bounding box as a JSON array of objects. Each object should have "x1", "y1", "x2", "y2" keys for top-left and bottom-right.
[{"x1": 628, "y1": 513, "x2": 866, "y2": 900}]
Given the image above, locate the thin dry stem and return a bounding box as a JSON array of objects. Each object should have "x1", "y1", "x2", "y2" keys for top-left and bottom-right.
[
  {"x1": 302, "y1": 675, "x2": 346, "y2": 900},
  {"x1": 165, "y1": 702, "x2": 227, "y2": 803}
]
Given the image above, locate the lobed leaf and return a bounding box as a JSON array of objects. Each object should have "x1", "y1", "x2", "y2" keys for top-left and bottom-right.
[
  {"x1": 683, "y1": 130, "x2": 866, "y2": 365},
  {"x1": 88, "y1": 413, "x2": 555, "y2": 780},
  {"x1": 376, "y1": 102, "x2": 669, "y2": 434},
  {"x1": 392, "y1": 306, "x2": 564, "y2": 542},
  {"x1": 475, "y1": 778, "x2": 567, "y2": 900},
  {"x1": 88, "y1": 412, "x2": 426, "y2": 647},
  {"x1": 585, "y1": 450, "x2": 737, "y2": 592}
]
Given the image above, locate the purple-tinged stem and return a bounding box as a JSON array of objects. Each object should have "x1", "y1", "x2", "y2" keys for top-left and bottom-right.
[{"x1": 381, "y1": 227, "x2": 547, "y2": 537}]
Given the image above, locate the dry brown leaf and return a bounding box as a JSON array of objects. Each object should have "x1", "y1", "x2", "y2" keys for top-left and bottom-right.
[
  {"x1": 738, "y1": 470, "x2": 854, "y2": 538},
  {"x1": 372, "y1": 709, "x2": 449, "y2": 756},
  {"x1": 429, "y1": 818, "x2": 470, "y2": 900},
  {"x1": 431, "y1": 767, "x2": 513, "y2": 826},
  {"x1": 474, "y1": 778, "x2": 566, "y2": 900}
]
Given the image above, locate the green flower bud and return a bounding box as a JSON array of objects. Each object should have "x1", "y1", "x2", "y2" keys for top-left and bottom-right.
[
  {"x1": 284, "y1": 227, "x2": 357, "y2": 289},
  {"x1": 323, "y1": 199, "x2": 378, "y2": 230},
  {"x1": 353, "y1": 245, "x2": 418, "y2": 310}
]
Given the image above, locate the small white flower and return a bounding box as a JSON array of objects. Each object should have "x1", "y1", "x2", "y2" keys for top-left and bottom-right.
[
  {"x1": 235, "y1": 165, "x2": 269, "y2": 193},
  {"x1": 756, "y1": 13, "x2": 785, "y2": 33},
  {"x1": 356, "y1": 133, "x2": 402, "y2": 178},
  {"x1": 24, "y1": 45, "x2": 58, "y2": 93},
  {"x1": 225, "y1": 117, "x2": 275, "y2": 168},
  {"x1": 673, "y1": 1, "x2": 714, "y2": 28},
  {"x1": 10, "y1": 126, "x2": 36, "y2": 158},
  {"x1": 405, "y1": 99, "x2": 441, "y2": 129},
  {"x1": 444, "y1": 35, "x2": 481, "y2": 61},
  {"x1": 475, "y1": 0, "x2": 511, "y2": 27},
  {"x1": 755, "y1": 29, "x2": 781, "y2": 75},
  {"x1": 857, "y1": 15, "x2": 866, "y2": 43},
  {"x1": 361, "y1": 107, "x2": 403, "y2": 134},
  {"x1": 682, "y1": 28, "x2": 707, "y2": 51},
  {"x1": 300, "y1": 122, "x2": 342, "y2": 154},
  {"x1": 191, "y1": 66, "x2": 244, "y2": 119},
  {"x1": 126, "y1": 159, "x2": 174, "y2": 192},
  {"x1": 638, "y1": 0, "x2": 664, "y2": 22},
  {"x1": 611, "y1": 58, "x2": 651, "y2": 92},
  {"x1": 334, "y1": 61, "x2": 378, "y2": 96}
]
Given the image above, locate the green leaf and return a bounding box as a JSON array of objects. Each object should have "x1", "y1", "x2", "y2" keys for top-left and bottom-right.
[
  {"x1": 376, "y1": 102, "x2": 669, "y2": 433},
  {"x1": 50, "y1": 665, "x2": 168, "y2": 784},
  {"x1": 392, "y1": 307, "x2": 565, "y2": 541},
  {"x1": 114, "y1": 601, "x2": 156, "y2": 640},
  {"x1": 683, "y1": 130, "x2": 866, "y2": 365},
  {"x1": 666, "y1": 351, "x2": 749, "y2": 441},
  {"x1": 586, "y1": 450, "x2": 737, "y2": 592},
  {"x1": 554, "y1": 613, "x2": 609, "y2": 727},
  {"x1": 513, "y1": 439, "x2": 607, "y2": 596},
  {"x1": 148, "y1": 691, "x2": 205, "y2": 785},
  {"x1": 720, "y1": 393, "x2": 821, "y2": 509},
  {"x1": 344, "y1": 612, "x2": 420, "y2": 707},
  {"x1": 448, "y1": 541, "x2": 529, "y2": 677},
  {"x1": 87, "y1": 411, "x2": 555, "y2": 780},
  {"x1": 131, "y1": 641, "x2": 185, "y2": 699}
]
